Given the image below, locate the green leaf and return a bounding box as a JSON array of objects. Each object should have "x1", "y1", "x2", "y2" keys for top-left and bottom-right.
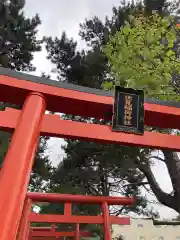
[{"x1": 103, "y1": 14, "x2": 180, "y2": 100}]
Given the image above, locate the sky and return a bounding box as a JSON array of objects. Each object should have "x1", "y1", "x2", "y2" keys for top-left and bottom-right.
[{"x1": 24, "y1": 0, "x2": 178, "y2": 219}]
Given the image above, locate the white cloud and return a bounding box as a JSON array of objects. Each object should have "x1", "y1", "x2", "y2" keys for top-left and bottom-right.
[{"x1": 24, "y1": 0, "x2": 121, "y2": 76}]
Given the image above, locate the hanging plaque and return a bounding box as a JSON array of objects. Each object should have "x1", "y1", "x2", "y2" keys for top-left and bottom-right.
[{"x1": 112, "y1": 86, "x2": 144, "y2": 135}]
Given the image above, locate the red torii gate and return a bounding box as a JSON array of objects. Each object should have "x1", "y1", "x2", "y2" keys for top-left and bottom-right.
[
  {"x1": 29, "y1": 225, "x2": 92, "y2": 240},
  {"x1": 0, "y1": 67, "x2": 180, "y2": 240},
  {"x1": 18, "y1": 193, "x2": 132, "y2": 240},
  {"x1": 29, "y1": 224, "x2": 92, "y2": 240}
]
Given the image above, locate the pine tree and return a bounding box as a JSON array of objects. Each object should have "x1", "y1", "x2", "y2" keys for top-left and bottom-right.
[
  {"x1": 0, "y1": 0, "x2": 52, "y2": 190},
  {"x1": 59, "y1": 0, "x2": 180, "y2": 215},
  {"x1": 144, "y1": 0, "x2": 167, "y2": 13},
  {"x1": 43, "y1": 0, "x2": 170, "y2": 218},
  {"x1": 0, "y1": 0, "x2": 41, "y2": 70}
]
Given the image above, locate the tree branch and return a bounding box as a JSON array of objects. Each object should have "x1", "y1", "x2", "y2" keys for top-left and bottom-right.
[
  {"x1": 162, "y1": 150, "x2": 180, "y2": 196},
  {"x1": 136, "y1": 155, "x2": 175, "y2": 209},
  {"x1": 123, "y1": 181, "x2": 149, "y2": 187},
  {"x1": 149, "y1": 155, "x2": 165, "y2": 162}
]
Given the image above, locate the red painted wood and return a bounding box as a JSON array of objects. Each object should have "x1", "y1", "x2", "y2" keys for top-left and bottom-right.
[
  {"x1": 30, "y1": 238, "x2": 57, "y2": 240},
  {"x1": 0, "y1": 75, "x2": 180, "y2": 129},
  {"x1": 27, "y1": 193, "x2": 131, "y2": 240},
  {"x1": 30, "y1": 238, "x2": 59, "y2": 240},
  {"x1": 30, "y1": 228, "x2": 92, "y2": 238},
  {"x1": 27, "y1": 192, "x2": 134, "y2": 205},
  {"x1": 0, "y1": 93, "x2": 46, "y2": 240},
  {"x1": 29, "y1": 237, "x2": 62, "y2": 240},
  {"x1": 64, "y1": 202, "x2": 72, "y2": 215},
  {"x1": 0, "y1": 108, "x2": 19, "y2": 131},
  {"x1": 1, "y1": 109, "x2": 180, "y2": 151},
  {"x1": 41, "y1": 114, "x2": 180, "y2": 150},
  {"x1": 30, "y1": 231, "x2": 92, "y2": 237},
  {"x1": 29, "y1": 213, "x2": 130, "y2": 225},
  {"x1": 75, "y1": 223, "x2": 80, "y2": 240},
  {"x1": 17, "y1": 198, "x2": 32, "y2": 240},
  {"x1": 102, "y1": 202, "x2": 111, "y2": 240}
]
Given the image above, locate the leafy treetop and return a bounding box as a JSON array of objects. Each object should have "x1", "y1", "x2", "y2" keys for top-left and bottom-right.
[{"x1": 103, "y1": 14, "x2": 180, "y2": 100}]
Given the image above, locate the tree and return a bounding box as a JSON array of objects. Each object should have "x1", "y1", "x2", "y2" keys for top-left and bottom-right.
[
  {"x1": 104, "y1": 13, "x2": 180, "y2": 213},
  {"x1": 0, "y1": 0, "x2": 52, "y2": 190},
  {"x1": 0, "y1": 0, "x2": 41, "y2": 71},
  {"x1": 42, "y1": 0, "x2": 172, "y2": 218},
  {"x1": 103, "y1": 14, "x2": 180, "y2": 96},
  {"x1": 144, "y1": 0, "x2": 166, "y2": 13},
  {"x1": 49, "y1": 139, "x2": 157, "y2": 216},
  {"x1": 114, "y1": 235, "x2": 125, "y2": 240},
  {"x1": 173, "y1": 214, "x2": 180, "y2": 221},
  {"x1": 39, "y1": 0, "x2": 180, "y2": 236}
]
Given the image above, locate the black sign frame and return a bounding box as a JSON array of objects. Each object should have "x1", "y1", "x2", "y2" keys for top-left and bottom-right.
[{"x1": 112, "y1": 86, "x2": 144, "y2": 135}]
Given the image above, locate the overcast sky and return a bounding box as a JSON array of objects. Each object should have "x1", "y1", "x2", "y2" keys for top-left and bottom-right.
[{"x1": 24, "y1": 0, "x2": 178, "y2": 219}]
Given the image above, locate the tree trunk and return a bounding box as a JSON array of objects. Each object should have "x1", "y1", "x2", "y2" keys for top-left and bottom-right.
[{"x1": 163, "y1": 150, "x2": 180, "y2": 212}]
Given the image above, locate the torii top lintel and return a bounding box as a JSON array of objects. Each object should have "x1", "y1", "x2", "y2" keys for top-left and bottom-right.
[{"x1": 0, "y1": 67, "x2": 180, "y2": 129}]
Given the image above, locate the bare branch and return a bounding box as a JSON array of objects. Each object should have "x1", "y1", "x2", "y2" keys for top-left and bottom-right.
[
  {"x1": 149, "y1": 155, "x2": 165, "y2": 162},
  {"x1": 135, "y1": 154, "x2": 175, "y2": 210},
  {"x1": 123, "y1": 181, "x2": 149, "y2": 187}
]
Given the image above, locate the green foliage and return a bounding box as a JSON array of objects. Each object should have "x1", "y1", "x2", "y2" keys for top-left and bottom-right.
[
  {"x1": 29, "y1": 136, "x2": 52, "y2": 192},
  {"x1": 0, "y1": 0, "x2": 51, "y2": 191},
  {"x1": 104, "y1": 14, "x2": 180, "y2": 98},
  {"x1": 0, "y1": 131, "x2": 10, "y2": 168},
  {"x1": 44, "y1": 0, "x2": 180, "y2": 230},
  {"x1": 45, "y1": 138, "x2": 158, "y2": 217},
  {"x1": 42, "y1": 0, "x2": 172, "y2": 220},
  {"x1": 0, "y1": 0, "x2": 42, "y2": 71},
  {"x1": 44, "y1": 32, "x2": 107, "y2": 88}
]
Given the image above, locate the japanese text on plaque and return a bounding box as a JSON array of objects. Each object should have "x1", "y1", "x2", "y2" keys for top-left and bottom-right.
[{"x1": 124, "y1": 95, "x2": 132, "y2": 126}]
